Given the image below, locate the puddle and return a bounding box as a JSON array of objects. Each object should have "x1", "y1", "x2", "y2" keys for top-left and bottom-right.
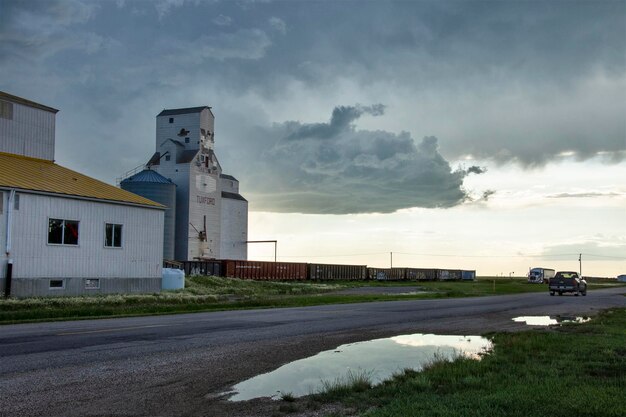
[
  {"x1": 512, "y1": 316, "x2": 591, "y2": 326},
  {"x1": 224, "y1": 333, "x2": 492, "y2": 401},
  {"x1": 391, "y1": 291, "x2": 429, "y2": 296}
]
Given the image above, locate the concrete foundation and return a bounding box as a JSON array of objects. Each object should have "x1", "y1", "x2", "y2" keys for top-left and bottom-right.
[{"x1": 0, "y1": 277, "x2": 162, "y2": 298}]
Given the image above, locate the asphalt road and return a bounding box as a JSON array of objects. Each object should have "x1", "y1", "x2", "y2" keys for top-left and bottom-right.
[{"x1": 1, "y1": 287, "x2": 624, "y2": 417}]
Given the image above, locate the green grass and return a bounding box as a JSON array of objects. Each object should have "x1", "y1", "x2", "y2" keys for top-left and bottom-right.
[
  {"x1": 309, "y1": 308, "x2": 626, "y2": 417},
  {"x1": 0, "y1": 276, "x2": 623, "y2": 324},
  {"x1": 319, "y1": 370, "x2": 374, "y2": 397}
]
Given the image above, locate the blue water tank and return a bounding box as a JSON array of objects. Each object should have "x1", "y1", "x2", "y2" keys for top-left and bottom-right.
[
  {"x1": 121, "y1": 169, "x2": 176, "y2": 260},
  {"x1": 162, "y1": 268, "x2": 185, "y2": 290}
]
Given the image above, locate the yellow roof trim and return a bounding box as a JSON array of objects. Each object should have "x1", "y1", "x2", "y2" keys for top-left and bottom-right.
[{"x1": 0, "y1": 152, "x2": 163, "y2": 208}]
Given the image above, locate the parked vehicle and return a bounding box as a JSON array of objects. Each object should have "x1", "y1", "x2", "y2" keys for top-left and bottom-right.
[
  {"x1": 528, "y1": 267, "x2": 555, "y2": 284},
  {"x1": 549, "y1": 271, "x2": 587, "y2": 296}
]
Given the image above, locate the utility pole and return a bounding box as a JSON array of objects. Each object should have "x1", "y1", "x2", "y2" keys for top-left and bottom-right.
[
  {"x1": 579, "y1": 253, "x2": 582, "y2": 276},
  {"x1": 390, "y1": 252, "x2": 393, "y2": 268}
]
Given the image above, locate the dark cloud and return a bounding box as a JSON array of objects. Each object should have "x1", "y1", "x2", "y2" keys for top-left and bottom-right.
[
  {"x1": 213, "y1": 14, "x2": 233, "y2": 26},
  {"x1": 238, "y1": 105, "x2": 477, "y2": 214},
  {"x1": 0, "y1": 0, "x2": 623, "y2": 189},
  {"x1": 285, "y1": 104, "x2": 385, "y2": 141},
  {"x1": 466, "y1": 166, "x2": 487, "y2": 175},
  {"x1": 481, "y1": 190, "x2": 496, "y2": 201}
]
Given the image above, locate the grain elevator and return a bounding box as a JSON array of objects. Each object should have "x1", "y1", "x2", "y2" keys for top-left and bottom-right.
[{"x1": 123, "y1": 106, "x2": 248, "y2": 261}]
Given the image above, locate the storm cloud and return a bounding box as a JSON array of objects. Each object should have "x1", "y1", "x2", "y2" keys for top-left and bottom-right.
[
  {"x1": 0, "y1": 0, "x2": 623, "y2": 197},
  {"x1": 239, "y1": 105, "x2": 483, "y2": 214}
]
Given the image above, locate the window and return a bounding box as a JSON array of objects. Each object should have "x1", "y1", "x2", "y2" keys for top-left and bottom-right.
[
  {"x1": 0, "y1": 100, "x2": 13, "y2": 120},
  {"x1": 13, "y1": 193, "x2": 19, "y2": 210},
  {"x1": 105, "y1": 223, "x2": 123, "y2": 248},
  {"x1": 84, "y1": 279, "x2": 100, "y2": 289},
  {"x1": 169, "y1": 117, "x2": 174, "y2": 123},
  {"x1": 185, "y1": 137, "x2": 190, "y2": 143},
  {"x1": 0, "y1": 191, "x2": 3, "y2": 214},
  {"x1": 48, "y1": 219, "x2": 79, "y2": 245},
  {"x1": 49, "y1": 279, "x2": 65, "y2": 289},
  {"x1": 165, "y1": 154, "x2": 171, "y2": 161}
]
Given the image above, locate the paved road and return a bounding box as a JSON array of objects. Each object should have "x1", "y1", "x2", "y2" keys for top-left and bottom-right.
[{"x1": 1, "y1": 287, "x2": 624, "y2": 417}]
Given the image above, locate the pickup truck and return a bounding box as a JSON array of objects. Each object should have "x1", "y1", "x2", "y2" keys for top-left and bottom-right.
[{"x1": 549, "y1": 271, "x2": 587, "y2": 296}]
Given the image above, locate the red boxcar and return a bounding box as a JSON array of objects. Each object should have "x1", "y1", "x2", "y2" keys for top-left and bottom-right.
[{"x1": 222, "y1": 260, "x2": 308, "y2": 281}]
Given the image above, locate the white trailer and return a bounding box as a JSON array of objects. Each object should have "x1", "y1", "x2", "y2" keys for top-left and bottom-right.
[{"x1": 528, "y1": 267, "x2": 555, "y2": 284}]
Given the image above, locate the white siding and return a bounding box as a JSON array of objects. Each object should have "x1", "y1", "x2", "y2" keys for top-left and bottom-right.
[
  {"x1": 220, "y1": 176, "x2": 239, "y2": 193},
  {"x1": 156, "y1": 108, "x2": 215, "y2": 153},
  {"x1": 0, "y1": 100, "x2": 55, "y2": 160},
  {"x1": 220, "y1": 197, "x2": 248, "y2": 260},
  {"x1": 0, "y1": 191, "x2": 6, "y2": 279},
  {"x1": 187, "y1": 163, "x2": 222, "y2": 260},
  {"x1": 9, "y1": 193, "x2": 163, "y2": 279}
]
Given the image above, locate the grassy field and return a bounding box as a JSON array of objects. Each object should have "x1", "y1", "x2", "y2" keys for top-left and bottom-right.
[
  {"x1": 304, "y1": 308, "x2": 626, "y2": 417},
  {"x1": 0, "y1": 276, "x2": 622, "y2": 324}
]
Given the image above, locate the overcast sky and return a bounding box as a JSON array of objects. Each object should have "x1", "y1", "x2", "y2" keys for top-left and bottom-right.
[{"x1": 1, "y1": 0, "x2": 624, "y2": 275}]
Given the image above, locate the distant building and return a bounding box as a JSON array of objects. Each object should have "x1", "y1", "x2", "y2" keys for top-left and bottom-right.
[
  {"x1": 0, "y1": 91, "x2": 165, "y2": 297},
  {"x1": 124, "y1": 106, "x2": 248, "y2": 261}
]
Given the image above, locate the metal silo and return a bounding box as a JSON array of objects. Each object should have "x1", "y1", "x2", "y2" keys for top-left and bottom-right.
[{"x1": 121, "y1": 169, "x2": 176, "y2": 260}]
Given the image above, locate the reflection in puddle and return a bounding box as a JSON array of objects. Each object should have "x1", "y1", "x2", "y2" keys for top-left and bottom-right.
[
  {"x1": 392, "y1": 291, "x2": 428, "y2": 296},
  {"x1": 225, "y1": 333, "x2": 492, "y2": 401},
  {"x1": 512, "y1": 316, "x2": 591, "y2": 326}
]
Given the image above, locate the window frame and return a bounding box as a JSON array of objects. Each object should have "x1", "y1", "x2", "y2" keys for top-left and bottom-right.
[
  {"x1": 0, "y1": 100, "x2": 13, "y2": 120},
  {"x1": 104, "y1": 222, "x2": 123, "y2": 249},
  {"x1": 47, "y1": 218, "x2": 80, "y2": 246},
  {"x1": 49, "y1": 279, "x2": 65, "y2": 290},
  {"x1": 84, "y1": 278, "x2": 100, "y2": 290}
]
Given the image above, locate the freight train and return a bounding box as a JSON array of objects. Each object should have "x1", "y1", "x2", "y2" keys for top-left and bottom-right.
[{"x1": 165, "y1": 259, "x2": 476, "y2": 282}]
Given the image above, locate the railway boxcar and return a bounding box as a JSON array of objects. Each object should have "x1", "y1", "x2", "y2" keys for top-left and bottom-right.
[
  {"x1": 437, "y1": 269, "x2": 463, "y2": 280},
  {"x1": 308, "y1": 264, "x2": 367, "y2": 280},
  {"x1": 185, "y1": 261, "x2": 222, "y2": 277},
  {"x1": 461, "y1": 270, "x2": 476, "y2": 280},
  {"x1": 222, "y1": 260, "x2": 308, "y2": 281},
  {"x1": 406, "y1": 268, "x2": 437, "y2": 281},
  {"x1": 367, "y1": 268, "x2": 407, "y2": 281}
]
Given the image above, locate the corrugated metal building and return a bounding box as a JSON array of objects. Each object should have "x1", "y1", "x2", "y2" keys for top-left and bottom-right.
[
  {"x1": 0, "y1": 91, "x2": 165, "y2": 297},
  {"x1": 133, "y1": 106, "x2": 248, "y2": 261}
]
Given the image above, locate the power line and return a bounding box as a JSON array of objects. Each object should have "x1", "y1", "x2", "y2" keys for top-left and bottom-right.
[
  {"x1": 252, "y1": 251, "x2": 626, "y2": 260},
  {"x1": 272, "y1": 252, "x2": 386, "y2": 258},
  {"x1": 583, "y1": 253, "x2": 626, "y2": 260}
]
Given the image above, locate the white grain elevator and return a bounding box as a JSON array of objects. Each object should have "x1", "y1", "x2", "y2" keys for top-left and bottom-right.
[{"x1": 144, "y1": 106, "x2": 248, "y2": 261}]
